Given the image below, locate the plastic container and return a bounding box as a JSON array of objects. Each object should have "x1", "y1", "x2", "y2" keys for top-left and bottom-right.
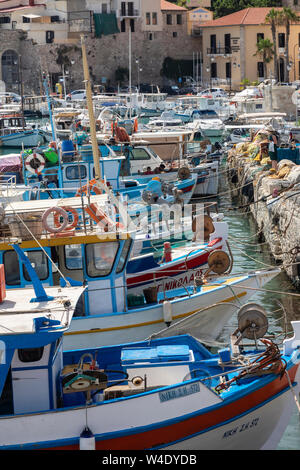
[{"x1": 61, "y1": 140, "x2": 75, "y2": 161}]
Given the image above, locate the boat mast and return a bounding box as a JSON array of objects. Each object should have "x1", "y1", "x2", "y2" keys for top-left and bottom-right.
[{"x1": 80, "y1": 35, "x2": 102, "y2": 180}]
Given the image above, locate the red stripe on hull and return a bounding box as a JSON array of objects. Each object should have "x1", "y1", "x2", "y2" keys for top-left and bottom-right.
[{"x1": 45, "y1": 365, "x2": 299, "y2": 450}]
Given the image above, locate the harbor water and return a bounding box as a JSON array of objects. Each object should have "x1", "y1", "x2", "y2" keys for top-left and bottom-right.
[{"x1": 1, "y1": 139, "x2": 300, "y2": 449}]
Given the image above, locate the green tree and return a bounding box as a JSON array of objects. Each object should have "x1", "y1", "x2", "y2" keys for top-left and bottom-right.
[
  {"x1": 280, "y1": 7, "x2": 300, "y2": 82},
  {"x1": 253, "y1": 38, "x2": 274, "y2": 79},
  {"x1": 213, "y1": 0, "x2": 281, "y2": 19},
  {"x1": 265, "y1": 8, "x2": 282, "y2": 82}
]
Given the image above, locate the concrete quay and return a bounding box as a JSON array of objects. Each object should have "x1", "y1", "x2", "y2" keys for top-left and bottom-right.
[{"x1": 226, "y1": 142, "x2": 300, "y2": 289}]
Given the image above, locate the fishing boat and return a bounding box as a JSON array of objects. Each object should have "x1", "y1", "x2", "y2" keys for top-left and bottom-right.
[
  {"x1": 0, "y1": 192, "x2": 280, "y2": 351},
  {"x1": 187, "y1": 110, "x2": 225, "y2": 138},
  {"x1": 0, "y1": 287, "x2": 299, "y2": 450},
  {"x1": 0, "y1": 111, "x2": 44, "y2": 148}
]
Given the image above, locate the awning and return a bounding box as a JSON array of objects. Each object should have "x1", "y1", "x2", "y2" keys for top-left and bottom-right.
[
  {"x1": 93, "y1": 13, "x2": 120, "y2": 38},
  {"x1": 23, "y1": 14, "x2": 42, "y2": 18}
]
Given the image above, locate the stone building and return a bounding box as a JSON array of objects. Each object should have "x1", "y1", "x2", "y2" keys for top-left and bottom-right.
[
  {"x1": 201, "y1": 7, "x2": 300, "y2": 90},
  {"x1": 0, "y1": 0, "x2": 201, "y2": 94}
]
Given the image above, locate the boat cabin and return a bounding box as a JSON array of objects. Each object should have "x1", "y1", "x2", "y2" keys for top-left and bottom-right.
[{"x1": 0, "y1": 196, "x2": 133, "y2": 318}]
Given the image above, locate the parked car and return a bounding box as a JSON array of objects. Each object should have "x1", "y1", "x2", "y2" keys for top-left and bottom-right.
[
  {"x1": 0, "y1": 92, "x2": 21, "y2": 103},
  {"x1": 119, "y1": 86, "x2": 138, "y2": 93},
  {"x1": 66, "y1": 89, "x2": 86, "y2": 101},
  {"x1": 161, "y1": 85, "x2": 181, "y2": 95},
  {"x1": 139, "y1": 83, "x2": 160, "y2": 93},
  {"x1": 179, "y1": 86, "x2": 197, "y2": 95}
]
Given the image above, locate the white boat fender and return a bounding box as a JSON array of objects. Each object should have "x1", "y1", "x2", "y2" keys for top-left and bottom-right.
[
  {"x1": 79, "y1": 426, "x2": 96, "y2": 450},
  {"x1": 163, "y1": 300, "x2": 172, "y2": 326}
]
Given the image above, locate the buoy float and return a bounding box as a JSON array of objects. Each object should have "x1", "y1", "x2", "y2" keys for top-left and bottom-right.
[
  {"x1": 42, "y1": 207, "x2": 69, "y2": 234},
  {"x1": 163, "y1": 300, "x2": 172, "y2": 326},
  {"x1": 25, "y1": 153, "x2": 46, "y2": 175},
  {"x1": 163, "y1": 242, "x2": 172, "y2": 263},
  {"x1": 79, "y1": 426, "x2": 96, "y2": 450}
]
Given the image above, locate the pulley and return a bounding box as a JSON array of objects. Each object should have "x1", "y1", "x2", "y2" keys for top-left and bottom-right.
[
  {"x1": 237, "y1": 303, "x2": 269, "y2": 340},
  {"x1": 207, "y1": 250, "x2": 231, "y2": 274},
  {"x1": 177, "y1": 166, "x2": 191, "y2": 180}
]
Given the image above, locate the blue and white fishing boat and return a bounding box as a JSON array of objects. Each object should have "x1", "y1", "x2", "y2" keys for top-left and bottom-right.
[
  {"x1": 0, "y1": 282, "x2": 299, "y2": 450},
  {"x1": 0, "y1": 194, "x2": 280, "y2": 351},
  {"x1": 0, "y1": 111, "x2": 44, "y2": 148}
]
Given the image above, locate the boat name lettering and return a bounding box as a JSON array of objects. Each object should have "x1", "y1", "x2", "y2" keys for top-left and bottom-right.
[
  {"x1": 222, "y1": 418, "x2": 259, "y2": 438},
  {"x1": 163, "y1": 269, "x2": 203, "y2": 291},
  {"x1": 159, "y1": 382, "x2": 200, "y2": 402}
]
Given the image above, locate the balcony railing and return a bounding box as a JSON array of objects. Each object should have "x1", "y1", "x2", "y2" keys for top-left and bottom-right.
[
  {"x1": 207, "y1": 47, "x2": 232, "y2": 56},
  {"x1": 119, "y1": 8, "x2": 139, "y2": 17}
]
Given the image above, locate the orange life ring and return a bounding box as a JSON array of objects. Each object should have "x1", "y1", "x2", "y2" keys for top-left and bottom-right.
[
  {"x1": 75, "y1": 179, "x2": 102, "y2": 197},
  {"x1": 54, "y1": 206, "x2": 79, "y2": 232},
  {"x1": 42, "y1": 207, "x2": 69, "y2": 234}
]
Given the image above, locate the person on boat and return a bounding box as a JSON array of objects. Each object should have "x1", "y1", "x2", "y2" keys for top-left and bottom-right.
[
  {"x1": 268, "y1": 133, "x2": 278, "y2": 171},
  {"x1": 143, "y1": 166, "x2": 153, "y2": 175}
]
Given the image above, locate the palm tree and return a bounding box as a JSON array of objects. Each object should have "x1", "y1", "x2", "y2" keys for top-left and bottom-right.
[
  {"x1": 280, "y1": 7, "x2": 300, "y2": 82},
  {"x1": 254, "y1": 38, "x2": 274, "y2": 80},
  {"x1": 265, "y1": 8, "x2": 282, "y2": 82}
]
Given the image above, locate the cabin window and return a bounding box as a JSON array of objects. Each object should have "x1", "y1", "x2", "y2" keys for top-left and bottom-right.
[
  {"x1": 65, "y1": 165, "x2": 87, "y2": 180},
  {"x1": 116, "y1": 239, "x2": 131, "y2": 274},
  {"x1": 3, "y1": 251, "x2": 20, "y2": 285},
  {"x1": 3, "y1": 249, "x2": 49, "y2": 285},
  {"x1": 130, "y1": 148, "x2": 150, "y2": 160},
  {"x1": 85, "y1": 242, "x2": 119, "y2": 277},
  {"x1": 23, "y1": 250, "x2": 49, "y2": 282},
  {"x1": 18, "y1": 347, "x2": 44, "y2": 363},
  {"x1": 64, "y1": 244, "x2": 83, "y2": 270}
]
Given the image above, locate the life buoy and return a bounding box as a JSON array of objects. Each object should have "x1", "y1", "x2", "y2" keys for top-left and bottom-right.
[
  {"x1": 42, "y1": 207, "x2": 69, "y2": 234},
  {"x1": 54, "y1": 206, "x2": 79, "y2": 232},
  {"x1": 25, "y1": 153, "x2": 46, "y2": 175},
  {"x1": 75, "y1": 179, "x2": 102, "y2": 197},
  {"x1": 115, "y1": 126, "x2": 130, "y2": 143}
]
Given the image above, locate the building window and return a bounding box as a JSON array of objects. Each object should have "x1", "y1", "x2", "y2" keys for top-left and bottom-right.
[
  {"x1": 298, "y1": 32, "x2": 300, "y2": 46},
  {"x1": 128, "y1": 2, "x2": 134, "y2": 16},
  {"x1": 102, "y1": 3, "x2": 107, "y2": 13},
  {"x1": 152, "y1": 12, "x2": 157, "y2": 25},
  {"x1": 210, "y1": 34, "x2": 216, "y2": 54},
  {"x1": 51, "y1": 16, "x2": 59, "y2": 23},
  {"x1": 1, "y1": 50, "x2": 19, "y2": 85},
  {"x1": 148, "y1": 32, "x2": 153, "y2": 40},
  {"x1": 278, "y1": 33, "x2": 285, "y2": 48},
  {"x1": 121, "y1": 19, "x2": 126, "y2": 32},
  {"x1": 257, "y1": 32, "x2": 264, "y2": 43},
  {"x1": 121, "y1": 2, "x2": 126, "y2": 16},
  {"x1": 173, "y1": 32, "x2": 177, "y2": 38},
  {"x1": 224, "y1": 33, "x2": 231, "y2": 53},
  {"x1": 177, "y1": 14, "x2": 182, "y2": 25},
  {"x1": 146, "y1": 12, "x2": 150, "y2": 25},
  {"x1": 22, "y1": 16, "x2": 30, "y2": 23},
  {"x1": 46, "y1": 31, "x2": 54, "y2": 43},
  {"x1": 0, "y1": 16, "x2": 11, "y2": 23},
  {"x1": 257, "y1": 62, "x2": 264, "y2": 78},
  {"x1": 211, "y1": 62, "x2": 217, "y2": 78},
  {"x1": 166, "y1": 14, "x2": 172, "y2": 25},
  {"x1": 130, "y1": 18, "x2": 134, "y2": 32},
  {"x1": 226, "y1": 62, "x2": 231, "y2": 79}
]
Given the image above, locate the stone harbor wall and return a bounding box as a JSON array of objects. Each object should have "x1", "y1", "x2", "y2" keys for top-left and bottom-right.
[
  {"x1": 0, "y1": 26, "x2": 200, "y2": 95},
  {"x1": 263, "y1": 85, "x2": 298, "y2": 119},
  {"x1": 226, "y1": 139, "x2": 300, "y2": 289}
]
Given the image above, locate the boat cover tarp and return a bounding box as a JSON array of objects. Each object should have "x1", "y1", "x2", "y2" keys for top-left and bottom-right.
[
  {"x1": 93, "y1": 13, "x2": 120, "y2": 38},
  {"x1": 0, "y1": 154, "x2": 21, "y2": 172}
]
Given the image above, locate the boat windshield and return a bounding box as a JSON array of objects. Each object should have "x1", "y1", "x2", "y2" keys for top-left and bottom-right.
[{"x1": 85, "y1": 242, "x2": 119, "y2": 277}]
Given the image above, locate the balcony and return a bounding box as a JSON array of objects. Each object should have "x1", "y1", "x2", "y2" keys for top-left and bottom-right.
[
  {"x1": 119, "y1": 8, "x2": 139, "y2": 18},
  {"x1": 207, "y1": 47, "x2": 232, "y2": 56}
]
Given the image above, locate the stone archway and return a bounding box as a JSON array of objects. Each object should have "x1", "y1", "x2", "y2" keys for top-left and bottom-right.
[{"x1": 1, "y1": 49, "x2": 19, "y2": 91}]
